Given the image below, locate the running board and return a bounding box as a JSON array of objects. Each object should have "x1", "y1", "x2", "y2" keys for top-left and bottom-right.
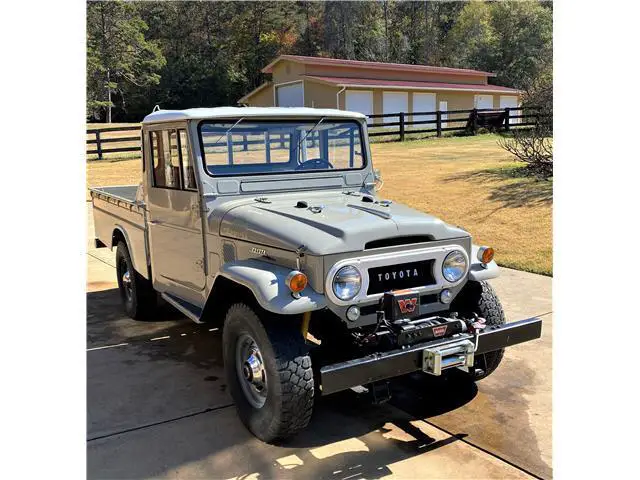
[{"x1": 161, "y1": 292, "x2": 204, "y2": 323}]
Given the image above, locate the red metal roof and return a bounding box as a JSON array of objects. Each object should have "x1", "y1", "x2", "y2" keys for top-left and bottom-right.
[
  {"x1": 263, "y1": 54, "x2": 495, "y2": 77},
  {"x1": 304, "y1": 75, "x2": 520, "y2": 94}
]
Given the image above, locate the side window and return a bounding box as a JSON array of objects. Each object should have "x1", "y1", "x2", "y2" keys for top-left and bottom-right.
[
  {"x1": 166, "y1": 130, "x2": 181, "y2": 188},
  {"x1": 179, "y1": 130, "x2": 197, "y2": 190},
  {"x1": 150, "y1": 130, "x2": 180, "y2": 189},
  {"x1": 150, "y1": 131, "x2": 164, "y2": 186}
]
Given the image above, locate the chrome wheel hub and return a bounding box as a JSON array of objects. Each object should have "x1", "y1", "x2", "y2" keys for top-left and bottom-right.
[
  {"x1": 121, "y1": 269, "x2": 133, "y2": 301},
  {"x1": 236, "y1": 335, "x2": 267, "y2": 408}
]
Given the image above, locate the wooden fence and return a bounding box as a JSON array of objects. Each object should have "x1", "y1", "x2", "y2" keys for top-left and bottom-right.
[
  {"x1": 366, "y1": 106, "x2": 543, "y2": 141},
  {"x1": 86, "y1": 106, "x2": 543, "y2": 159},
  {"x1": 86, "y1": 125, "x2": 140, "y2": 160}
]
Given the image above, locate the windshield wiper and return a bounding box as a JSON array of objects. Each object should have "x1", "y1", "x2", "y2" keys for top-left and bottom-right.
[
  {"x1": 295, "y1": 117, "x2": 325, "y2": 164},
  {"x1": 207, "y1": 117, "x2": 245, "y2": 150}
]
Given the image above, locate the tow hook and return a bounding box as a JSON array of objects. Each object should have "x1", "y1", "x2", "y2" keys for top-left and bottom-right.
[
  {"x1": 350, "y1": 381, "x2": 392, "y2": 404},
  {"x1": 467, "y1": 313, "x2": 487, "y2": 377},
  {"x1": 466, "y1": 313, "x2": 487, "y2": 353}
]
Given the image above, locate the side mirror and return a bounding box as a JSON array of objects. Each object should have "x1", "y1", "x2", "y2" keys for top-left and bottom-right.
[{"x1": 373, "y1": 168, "x2": 384, "y2": 191}]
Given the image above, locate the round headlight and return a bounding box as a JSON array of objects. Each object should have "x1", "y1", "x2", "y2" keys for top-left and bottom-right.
[
  {"x1": 442, "y1": 250, "x2": 468, "y2": 283},
  {"x1": 333, "y1": 265, "x2": 362, "y2": 300}
]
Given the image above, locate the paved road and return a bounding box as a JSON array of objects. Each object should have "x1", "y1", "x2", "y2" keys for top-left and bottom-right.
[{"x1": 86, "y1": 207, "x2": 551, "y2": 479}]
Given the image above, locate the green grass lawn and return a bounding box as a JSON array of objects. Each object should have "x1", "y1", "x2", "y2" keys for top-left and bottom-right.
[{"x1": 87, "y1": 131, "x2": 552, "y2": 276}]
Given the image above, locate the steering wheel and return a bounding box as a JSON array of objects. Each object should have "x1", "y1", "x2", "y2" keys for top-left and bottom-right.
[{"x1": 295, "y1": 158, "x2": 334, "y2": 171}]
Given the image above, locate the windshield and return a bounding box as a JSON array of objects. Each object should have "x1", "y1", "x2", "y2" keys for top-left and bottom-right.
[{"x1": 199, "y1": 119, "x2": 366, "y2": 176}]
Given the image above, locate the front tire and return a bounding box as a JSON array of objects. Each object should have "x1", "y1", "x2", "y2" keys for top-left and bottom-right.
[
  {"x1": 115, "y1": 241, "x2": 156, "y2": 320},
  {"x1": 223, "y1": 303, "x2": 314, "y2": 442},
  {"x1": 452, "y1": 280, "x2": 506, "y2": 380}
]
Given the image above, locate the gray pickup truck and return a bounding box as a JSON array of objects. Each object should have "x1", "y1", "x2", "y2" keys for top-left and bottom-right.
[{"x1": 91, "y1": 107, "x2": 542, "y2": 442}]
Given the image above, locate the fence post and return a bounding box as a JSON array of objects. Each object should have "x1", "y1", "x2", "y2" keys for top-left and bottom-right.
[
  {"x1": 504, "y1": 108, "x2": 510, "y2": 131},
  {"x1": 95, "y1": 130, "x2": 103, "y2": 160},
  {"x1": 472, "y1": 108, "x2": 478, "y2": 135},
  {"x1": 399, "y1": 112, "x2": 405, "y2": 142},
  {"x1": 226, "y1": 134, "x2": 234, "y2": 165},
  {"x1": 436, "y1": 111, "x2": 442, "y2": 137},
  {"x1": 265, "y1": 131, "x2": 271, "y2": 164}
]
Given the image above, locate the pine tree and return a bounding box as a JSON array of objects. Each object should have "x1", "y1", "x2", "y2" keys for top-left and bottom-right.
[{"x1": 86, "y1": 1, "x2": 165, "y2": 122}]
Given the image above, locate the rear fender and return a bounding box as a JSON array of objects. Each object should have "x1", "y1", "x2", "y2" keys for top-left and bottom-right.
[
  {"x1": 112, "y1": 225, "x2": 148, "y2": 279},
  {"x1": 217, "y1": 259, "x2": 327, "y2": 315}
]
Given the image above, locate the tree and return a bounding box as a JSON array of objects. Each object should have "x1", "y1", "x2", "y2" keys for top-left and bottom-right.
[
  {"x1": 294, "y1": 1, "x2": 325, "y2": 56},
  {"x1": 323, "y1": 1, "x2": 356, "y2": 59},
  {"x1": 323, "y1": 1, "x2": 385, "y2": 61},
  {"x1": 87, "y1": 1, "x2": 165, "y2": 122},
  {"x1": 498, "y1": 67, "x2": 553, "y2": 179},
  {"x1": 85, "y1": 1, "x2": 553, "y2": 124},
  {"x1": 442, "y1": 1, "x2": 496, "y2": 71},
  {"x1": 444, "y1": 1, "x2": 552, "y2": 90}
]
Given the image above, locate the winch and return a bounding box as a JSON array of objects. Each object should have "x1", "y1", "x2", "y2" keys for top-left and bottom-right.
[{"x1": 375, "y1": 289, "x2": 489, "y2": 375}]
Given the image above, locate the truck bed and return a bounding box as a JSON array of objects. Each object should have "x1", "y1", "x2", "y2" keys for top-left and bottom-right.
[
  {"x1": 90, "y1": 184, "x2": 149, "y2": 278},
  {"x1": 90, "y1": 185, "x2": 139, "y2": 204}
]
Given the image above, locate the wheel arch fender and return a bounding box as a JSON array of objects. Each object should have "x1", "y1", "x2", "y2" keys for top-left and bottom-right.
[
  {"x1": 468, "y1": 244, "x2": 500, "y2": 282},
  {"x1": 112, "y1": 225, "x2": 148, "y2": 279},
  {"x1": 206, "y1": 259, "x2": 327, "y2": 321}
]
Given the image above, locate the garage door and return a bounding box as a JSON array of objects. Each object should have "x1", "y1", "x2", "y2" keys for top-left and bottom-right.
[
  {"x1": 412, "y1": 93, "x2": 436, "y2": 129},
  {"x1": 475, "y1": 94, "x2": 494, "y2": 110},
  {"x1": 276, "y1": 82, "x2": 303, "y2": 107},
  {"x1": 345, "y1": 90, "x2": 373, "y2": 117},
  {"x1": 382, "y1": 91, "x2": 408, "y2": 125},
  {"x1": 500, "y1": 95, "x2": 520, "y2": 124}
]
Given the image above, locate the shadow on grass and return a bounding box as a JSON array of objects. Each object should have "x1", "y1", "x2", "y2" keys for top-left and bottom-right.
[
  {"x1": 87, "y1": 155, "x2": 141, "y2": 164},
  {"x1": 444, "y1": 164, "x2": 552, "y2": 209}
]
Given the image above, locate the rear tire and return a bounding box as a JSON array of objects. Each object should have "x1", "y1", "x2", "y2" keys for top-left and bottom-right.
[
  {"x1": 115, "y1": 241, "x2": 156, "y2": 320},
  {"x1": 452, "y1": 280, "x2": 506, "y2": 380},
  {"x1": 223, "y1": 303, "x2": 314, "y2": 442}
]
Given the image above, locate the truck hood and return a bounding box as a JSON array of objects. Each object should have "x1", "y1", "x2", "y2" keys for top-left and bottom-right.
[{"x1": 219, "y1": 192, "x2": 469, "y2": 255}]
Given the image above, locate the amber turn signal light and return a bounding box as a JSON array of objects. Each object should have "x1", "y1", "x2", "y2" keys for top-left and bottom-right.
[
  {"x1": 286, "y1": 270, "x2": 308, "y2": 293},
  {"x1": 477, "y1": 246, "x2": 495, "y2": 264}
]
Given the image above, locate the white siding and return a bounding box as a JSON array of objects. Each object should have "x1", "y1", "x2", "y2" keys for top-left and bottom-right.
[{"x1": 439, "y1": 101, "x2": 448, "y2": 128}]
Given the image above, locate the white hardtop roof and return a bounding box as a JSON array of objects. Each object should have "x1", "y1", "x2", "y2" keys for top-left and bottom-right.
[{"x1": 142, "y1": 107, "x2": 366, "y2": 124}]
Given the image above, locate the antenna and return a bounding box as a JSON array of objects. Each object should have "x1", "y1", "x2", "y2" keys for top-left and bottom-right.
[{"x1": 152, "y1": 105, "x2": 161, "y2": 112}]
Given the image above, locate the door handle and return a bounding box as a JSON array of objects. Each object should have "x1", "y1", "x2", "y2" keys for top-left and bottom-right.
[
  {"x1": 191, "y1": 203, "x2": 209, "y2": 214},
  {"x1": 149, "y1": 220, "x2": 164, "y2": 225}
]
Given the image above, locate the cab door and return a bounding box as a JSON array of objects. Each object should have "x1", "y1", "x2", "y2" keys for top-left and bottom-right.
[{"x1": 145, "y1": 126, "x2": 206, "y2": 301}]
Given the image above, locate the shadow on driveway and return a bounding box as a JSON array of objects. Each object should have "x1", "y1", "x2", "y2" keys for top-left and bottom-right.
[{"x1": 87, "y1": 289, "x2": 488, "y2": 479}]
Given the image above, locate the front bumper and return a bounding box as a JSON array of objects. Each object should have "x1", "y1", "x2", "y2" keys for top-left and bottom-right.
[{"x1": 319, "y1": 317, "x2": 542, "y2": 395}]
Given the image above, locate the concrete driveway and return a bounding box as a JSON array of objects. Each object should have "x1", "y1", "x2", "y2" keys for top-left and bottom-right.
[{"x1": 86, "y1": 207, "x2": 552, "y2": 479}]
